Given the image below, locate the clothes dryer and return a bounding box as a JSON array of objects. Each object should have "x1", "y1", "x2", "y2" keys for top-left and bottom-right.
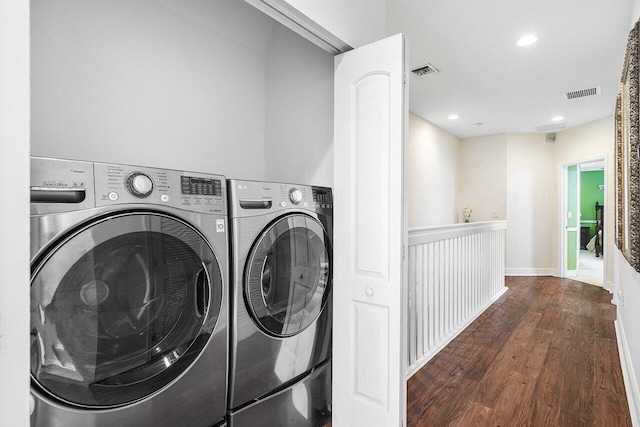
[
  {"x1": 227, "y1": 180, "x2": 332, "y2": 426},
  {"x1": 30, "y1": 157, "x2": 229, "y2": 427}
]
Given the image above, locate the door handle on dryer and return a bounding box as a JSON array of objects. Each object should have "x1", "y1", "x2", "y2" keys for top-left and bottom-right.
[
  {"x1": 239, "y1": 199, "x2": 273, "y2": 209},
  {"x1": 30, "y1": 187, "x2": 86, "y2": 203}
]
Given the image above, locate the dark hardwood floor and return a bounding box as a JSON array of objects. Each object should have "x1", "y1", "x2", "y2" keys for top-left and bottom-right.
[{"x1": 407, "y1": 276, "x2": 631, "y2": 427}]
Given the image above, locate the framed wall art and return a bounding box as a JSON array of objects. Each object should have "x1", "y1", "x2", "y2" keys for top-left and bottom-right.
[
  {"x1": 616, "y1": 94, "x2": 624, "y2": 249},
  {"x1": 618, "y1": 19, "x2": 640, "y2": 272}
]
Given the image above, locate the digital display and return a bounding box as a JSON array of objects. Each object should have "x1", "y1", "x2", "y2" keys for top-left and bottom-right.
[
  {"x1": 181, "y1": 176, "x2": 222, "y2": 196},
  {"x1": 312, "y1": 188, "x2": 332, "y2": 203}
]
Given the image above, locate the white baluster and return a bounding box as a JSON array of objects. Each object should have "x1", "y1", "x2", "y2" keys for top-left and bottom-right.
[{"x1": 406, "y1": 222, "x2": 508, "y2": 378}]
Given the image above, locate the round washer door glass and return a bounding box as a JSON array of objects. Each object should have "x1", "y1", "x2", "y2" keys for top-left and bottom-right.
[
  {"x1": 30, "y1": 212, "x2": 223, "y2": 408},
  {"x1": 245, "y1": 214, "x2": 331, "y2": 337}
]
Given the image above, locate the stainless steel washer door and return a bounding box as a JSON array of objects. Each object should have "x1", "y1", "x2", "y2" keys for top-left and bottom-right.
[
  {"x1": 30, "y1": 211, "x2": 223, "y2": 408},
  {"x1": 244, "y1": 214, "x2": 331, "y2": 337}
]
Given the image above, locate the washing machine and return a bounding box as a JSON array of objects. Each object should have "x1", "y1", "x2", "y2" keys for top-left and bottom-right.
[
  {"x1": 30, "y1": 157, "x2": 229, "y2": 427},
  {"x1": 227, "y1": 180, "x2": 332, "y2": 426}
]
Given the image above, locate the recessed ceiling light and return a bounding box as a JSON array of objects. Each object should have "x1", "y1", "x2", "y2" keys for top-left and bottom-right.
[
  {"x1": 448, "y1": 114, "x2": 459, "y2": 120},
  {"x1": 552, "y1": 116, "x2": 564, "y2": 122},
  {"x1": 517, "y1": 34, "x2": 538, "y2": 47}
]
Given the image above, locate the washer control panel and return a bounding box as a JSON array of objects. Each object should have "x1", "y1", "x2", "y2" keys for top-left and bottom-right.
[
  {"x1": 289, "y1": 188, "x2": 303, "y2": 204},
  {"x1": 30, "y1": 157, "x2": 96, "y2": 215},
  {"x1": 228, "y1": 179, "x2": 332, "y2": 218},
  {"x1": 94, "y1": 163, "x2": 226, "y2": 214},
  {"x1": 126, "y1": 172, "x2": 154, "y2": 198},
  {"x1": 30, "y1": 157, "x2": 227, "y2": 216}
]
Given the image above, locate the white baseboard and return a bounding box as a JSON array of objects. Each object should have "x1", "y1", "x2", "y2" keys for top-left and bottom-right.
[
  {"x1": 605, "y1": 280, "x2": 614, "y2": 294},
  {"x1": 615, "y1": 317, "x2": 640, "y2": 426},
  {"x1": 505, "y1": 268, "x2": 558, "y2": 277},
  {"x1": 612, "y1": 282, "x2": 619, "y2": 306}
]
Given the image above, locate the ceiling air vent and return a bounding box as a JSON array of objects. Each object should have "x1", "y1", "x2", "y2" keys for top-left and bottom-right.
[
  {"x1": 565, "y1": 86, "x2": 601, "y2": 100},
  {"x1": 536, "y1": 123, "x2": 567, "y2": 132},
  {"x1": 411, "y1": 63, "x2": 439, "y2": 77}
]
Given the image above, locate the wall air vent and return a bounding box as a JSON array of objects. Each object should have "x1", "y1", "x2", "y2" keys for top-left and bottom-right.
[
  {"x1": 565, "y1": 86, "x2": 601, "y2": 100},
  {"x1": 536, "y1": 123, "x2": 567, "y2": 132},
  {"x1": 411, "y1": 63, "x2": 439, "y2": 77}
]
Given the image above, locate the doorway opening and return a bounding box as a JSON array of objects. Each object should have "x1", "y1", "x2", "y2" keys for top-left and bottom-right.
[{"x1": 560, "y1": 157, "x2": 606, "y2": 287}]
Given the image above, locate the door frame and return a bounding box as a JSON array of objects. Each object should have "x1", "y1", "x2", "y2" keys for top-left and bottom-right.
[
  {"x1": 244, "y1": 0, "x2": 351, "y2": 54},
  {"x1": 0, "y1": 1, "x2": 31, "y2": 425},
  {"x1": 558, "y1": 155, "x2": 608, "y2": 287}
]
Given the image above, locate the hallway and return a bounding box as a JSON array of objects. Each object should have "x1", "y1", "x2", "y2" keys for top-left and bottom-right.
[
  {"x1": 576, "y1": 249, "x2": 605, "y2": 287},
  {"x1": 407, "y1": 276, "x2": 631, "y2": 426}
]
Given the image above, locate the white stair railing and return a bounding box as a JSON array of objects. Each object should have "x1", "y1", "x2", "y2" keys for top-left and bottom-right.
[{"x1": 407, "y1": 221, "x2": 507, "y2": 377}]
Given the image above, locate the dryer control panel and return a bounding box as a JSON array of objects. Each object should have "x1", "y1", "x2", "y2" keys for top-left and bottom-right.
[
  {"x1": 94, "y1": 163, "x2": 226, "y2": 215},
  {"x1": 228, "y1": 179, "x2": 332, "y2": 219}
]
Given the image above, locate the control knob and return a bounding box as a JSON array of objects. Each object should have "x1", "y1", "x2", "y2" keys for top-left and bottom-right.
[
  {"x1": 126, "y1": 172, "x2": 154, "y2": 198},
  {"x1": 289, "y1": 188, "x2": 303, "y2": 204}
]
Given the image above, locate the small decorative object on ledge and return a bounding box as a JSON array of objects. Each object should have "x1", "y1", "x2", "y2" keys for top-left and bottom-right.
[{"x1": 462, "y1": 206, "x2": 472, "y2": 223}]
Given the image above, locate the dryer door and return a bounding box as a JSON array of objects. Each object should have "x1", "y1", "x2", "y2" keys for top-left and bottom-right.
[
  {"x1": 30, "y1": 211, "x2": 223, "y2": 408},
  {"x1": 245, "y1": 214, "x2": 331, "y2": 337}
]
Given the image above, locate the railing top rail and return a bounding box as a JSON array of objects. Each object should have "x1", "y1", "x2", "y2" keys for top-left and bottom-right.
[{"x1": 408, "y1": 220, "x2": 507, "y2": 246}]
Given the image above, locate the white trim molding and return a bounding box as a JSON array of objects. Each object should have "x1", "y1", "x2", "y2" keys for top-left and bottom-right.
[
  {"x1": 244, "y1": 0, "x2": 351, "y2": 54},
  {"x1": 615, "y1": 317, "x2": 640, "y2": 426},
  {"x1": 0, "y1": 0, "x2": 30, "y2": 425},
  {"x1": 605, "y1": 280, "x2": 615, "y2": 295},
  {"x1": 505, "y1": 268, "x2": 559, "y2": 277}
]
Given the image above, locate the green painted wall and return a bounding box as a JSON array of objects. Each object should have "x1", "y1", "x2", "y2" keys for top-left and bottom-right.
[
  {"x1": 580, "y1": 170, "x2": 605, "y2": 236},
  {"x1": 567, "y1": 165, "x2": 578, "y2": 270}
]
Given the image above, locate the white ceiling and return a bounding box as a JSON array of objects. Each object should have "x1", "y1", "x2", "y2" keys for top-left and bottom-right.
[{"x1": 386, "y1": 0, "x2": 633, "y2": 139}]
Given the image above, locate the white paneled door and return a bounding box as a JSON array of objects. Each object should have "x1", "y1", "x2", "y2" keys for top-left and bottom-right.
[{"x1": 333, "y1": 34, "x2": 407, "y2": 427}]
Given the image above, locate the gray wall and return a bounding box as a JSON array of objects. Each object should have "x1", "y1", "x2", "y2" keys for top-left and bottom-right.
[
  {"x1": 31, "y1": 1, "x2": 250, "y2": 179},
  {"x1": 265, "y1": 24, "x2": 334, "y2": 187},
  {"x1": 31, "y1": 0, "x2": 333, "y2": 185}
]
